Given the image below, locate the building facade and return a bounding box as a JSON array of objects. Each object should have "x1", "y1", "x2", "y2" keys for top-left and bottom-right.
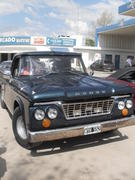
[
  {"x1": 74, "y1": 1, "x2": 135, "y2": 69},
  {"x1": 95, "y1": 1, "x2": 135, "y2": 69}
]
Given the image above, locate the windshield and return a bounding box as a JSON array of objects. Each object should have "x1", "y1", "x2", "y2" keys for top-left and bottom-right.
[{"x1": 19, "y1": 55, "x2": 86, "y2": 76}]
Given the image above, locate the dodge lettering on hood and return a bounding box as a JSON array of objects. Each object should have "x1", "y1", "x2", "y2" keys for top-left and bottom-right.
[{"x1": 1, "y1": 51, "x2": 135, "y2": 149}]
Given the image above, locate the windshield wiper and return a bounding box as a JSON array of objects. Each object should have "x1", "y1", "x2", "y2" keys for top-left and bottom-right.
[
  {"x1": 62, "y1": 70, "x2": 87, "y2": 76},
  {"x1": 44, "y1": 72, "x2": 59, "y2": 76},
  {"x1": 36, "y1": 72, "x2": 59, "y2": 78}
]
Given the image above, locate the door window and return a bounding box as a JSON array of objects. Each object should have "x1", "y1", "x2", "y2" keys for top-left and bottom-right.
[{"x1": 13, "y1": 58, "x2": 20, "y2": 77}]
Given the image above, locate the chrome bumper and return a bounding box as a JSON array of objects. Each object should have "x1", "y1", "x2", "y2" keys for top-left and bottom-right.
[{"x1": 28, "y1": 116, "x2": 135, "y2": 143}]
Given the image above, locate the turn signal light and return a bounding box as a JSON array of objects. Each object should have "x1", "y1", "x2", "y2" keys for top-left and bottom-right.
[
  {"x1": 122, "y1": 108, "x2": 128, "y2": 117},
  {"x1": 42, "y1": 119, "x2": 51, "y2": 128}
]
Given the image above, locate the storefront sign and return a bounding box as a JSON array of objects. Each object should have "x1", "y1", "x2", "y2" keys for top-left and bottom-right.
[
  {"x1": 0, "y1": 36, "x2": 31, "y2": 45},
  {"x1": 0, "y1": 36, "x2": 76, "y2": 47},
  {"x1": 31, "y1": 36, "x2": 46, "y2": 45},
  {"x1": 46, "y1": 37, "x2": 76, "y2": 47}
]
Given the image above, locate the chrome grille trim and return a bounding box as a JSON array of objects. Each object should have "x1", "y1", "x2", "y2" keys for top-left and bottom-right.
[
  {"x1": 111, "y1": 95, "x2": 130, "y2": 99},
  {"x1": 62, "y1": 99, "x2": 114, "y2": 120}
]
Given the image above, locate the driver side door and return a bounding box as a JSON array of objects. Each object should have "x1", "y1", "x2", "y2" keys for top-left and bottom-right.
[{"x1": 4, "y1": 58, "x2": 21, "y2": 114}]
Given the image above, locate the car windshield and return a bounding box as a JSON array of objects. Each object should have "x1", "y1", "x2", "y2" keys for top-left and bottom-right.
[{"x1": 19, "y1": 55, "x2": 86, "y2": 76}]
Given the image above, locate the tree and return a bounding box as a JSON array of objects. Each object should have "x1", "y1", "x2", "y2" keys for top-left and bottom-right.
[
  {"x1": 96, "y1": 10, "x2": 114, "y2": 27},
  {"x1": 89, "y1": 10, "x2": 114, "y2": 41},
  {"x1": 85, "y1": 38, "x2": 95, "y2": 46}
]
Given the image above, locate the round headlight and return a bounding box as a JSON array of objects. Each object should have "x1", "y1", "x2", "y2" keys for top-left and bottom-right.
[
  {"x1": 126, "y1": 100, "x2": 133, "y2": 109},
  {"x1": 34, "y1": 109, "x2": 45, "y2": 121},
  {"x1": 47, "y1": 108, "x2": 58, "y2": 119},
  {"x1": 118, "y1": 101, "x2": 125, "y2": 110}
]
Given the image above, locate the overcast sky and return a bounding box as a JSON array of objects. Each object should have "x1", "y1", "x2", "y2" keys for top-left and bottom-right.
[{"x1": 0, "y1": 0, "x2": 128, "y2": 37}]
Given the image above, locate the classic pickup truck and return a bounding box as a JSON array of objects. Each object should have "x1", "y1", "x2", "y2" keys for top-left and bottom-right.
[{"x1": 1, "y1": 51, "x2": 135, "y2": 149}]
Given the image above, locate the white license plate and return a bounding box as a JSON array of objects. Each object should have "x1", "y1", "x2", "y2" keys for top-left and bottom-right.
[{"x1": 84, "y1": 124, "x2": 101, "y2": 135}]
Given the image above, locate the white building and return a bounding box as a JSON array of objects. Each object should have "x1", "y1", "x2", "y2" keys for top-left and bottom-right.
[{"x1": 74, "y1": 1, "x2": 135, "y2": 69}]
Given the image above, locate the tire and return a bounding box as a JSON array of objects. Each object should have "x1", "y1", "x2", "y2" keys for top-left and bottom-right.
[
  {"x1": 1, "y1": 86, "x2": 6, "y2": 109},
  {"x1": 1, "y1": 99, "x2": 6, "y2": 109},
  {"x1": 12, "y1": 107, "x2": 41, "y2": 150}
]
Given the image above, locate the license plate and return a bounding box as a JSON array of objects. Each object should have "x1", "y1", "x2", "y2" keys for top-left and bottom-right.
[{"x1": 84, "y1": 124, "x2": 101, "y2": 135}]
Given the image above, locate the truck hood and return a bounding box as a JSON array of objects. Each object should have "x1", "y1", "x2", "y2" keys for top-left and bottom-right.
[{"x1": 18, "y1": 74, "x2": 133, "y2": 102}]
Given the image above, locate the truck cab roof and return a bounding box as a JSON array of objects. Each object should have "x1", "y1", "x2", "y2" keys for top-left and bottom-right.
[{"x1": 13, "y1": 51, "x2": 82, "y2": 59}]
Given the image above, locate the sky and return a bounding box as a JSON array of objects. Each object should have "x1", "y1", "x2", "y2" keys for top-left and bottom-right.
[{"x1": 0, "y1": 0, "x2": 129, "y2": 37}]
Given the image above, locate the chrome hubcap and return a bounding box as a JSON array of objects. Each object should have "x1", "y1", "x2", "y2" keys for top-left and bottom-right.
[{"x1": 16, "y1": 116, "x2": 27, "y2": 140}]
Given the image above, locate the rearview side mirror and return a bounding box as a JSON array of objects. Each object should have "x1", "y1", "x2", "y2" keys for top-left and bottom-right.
[{"x1": 87, "y1": 67, "x2": 94, "y2": 76}]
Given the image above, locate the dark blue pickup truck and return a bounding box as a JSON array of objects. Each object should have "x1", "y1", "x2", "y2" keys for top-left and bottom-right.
[{"x1": 1, "y1": 51, "x2": 135, "y2": 149}]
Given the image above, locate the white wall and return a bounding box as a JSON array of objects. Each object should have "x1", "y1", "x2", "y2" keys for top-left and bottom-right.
[
  {"x1": 74, "y1": 46, "x2": 135, "y2": 69},
  {"x1": 98, "y1": 34, "x2": 135, "y2": 50},
  {"x1": 71, "y1": 35, "x2": 85, "y2": 46},
  {"x1": 81, "y1": 52, "x2": 90, "y2": 67}
]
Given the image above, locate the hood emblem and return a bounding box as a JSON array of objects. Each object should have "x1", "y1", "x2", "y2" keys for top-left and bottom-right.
[
  {"x1": 32, "y1": 91, "x2": 36, "y2": 95},
  {"x1": 112, "y1": 88, "x2": 115, "y2": 93}
]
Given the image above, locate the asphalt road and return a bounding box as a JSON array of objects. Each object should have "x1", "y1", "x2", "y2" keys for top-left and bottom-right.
[{"x1": 0, "y1": 71, "x2": 135, "y2": 180}]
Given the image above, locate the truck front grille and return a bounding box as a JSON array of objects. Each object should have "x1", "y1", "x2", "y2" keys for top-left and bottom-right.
[{"x1": 62, "y1": 99, "x2": 114, "y2": 120}]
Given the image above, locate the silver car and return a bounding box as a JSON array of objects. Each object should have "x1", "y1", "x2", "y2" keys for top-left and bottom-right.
[{"x1": 0, "y1": 60, "x2": 12, "y2": 86}]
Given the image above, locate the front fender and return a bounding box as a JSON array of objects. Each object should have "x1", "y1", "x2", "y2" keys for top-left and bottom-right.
[{"x1": 14, "y1": 96, "x2": 24, "y2": 118}]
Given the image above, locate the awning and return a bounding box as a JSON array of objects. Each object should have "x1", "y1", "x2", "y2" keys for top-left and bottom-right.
[{"x1": 96, "y1": 18, "x2": 135, "y2": 36}]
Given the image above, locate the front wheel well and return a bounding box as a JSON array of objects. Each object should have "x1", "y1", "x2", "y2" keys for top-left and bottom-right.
[{"x1": 14, "y1": 101, "x2": 19, "y2": 110}]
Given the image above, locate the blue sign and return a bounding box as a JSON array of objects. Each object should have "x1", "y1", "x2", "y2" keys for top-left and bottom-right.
[
  {"x1": 46, "y1": 37, "x2": 76, "y2": 47},
  {"x1": 119, "y1": 1, "x2": 135, "y2": 14},
  {"x1": 0, "y1": 36, "x2": 31, "y2": 45}
]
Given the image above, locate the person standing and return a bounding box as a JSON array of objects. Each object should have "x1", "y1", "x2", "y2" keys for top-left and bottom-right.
[{"x1": 126, "y1": 57, "x2": 132, "y2": 67}]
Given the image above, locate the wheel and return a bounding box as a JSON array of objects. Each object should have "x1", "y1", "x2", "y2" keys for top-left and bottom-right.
[{"x1": 12, "y1": 107, "x2": 41, "y2": 150}]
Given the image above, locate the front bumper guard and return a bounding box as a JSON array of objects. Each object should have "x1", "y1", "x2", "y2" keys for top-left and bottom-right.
[{"x1": 28, "y1": 116, "x2": 135, "y2": 143}]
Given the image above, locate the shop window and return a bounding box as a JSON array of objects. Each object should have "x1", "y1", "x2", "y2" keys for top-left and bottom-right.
[
  {"x1": 1, "y1": 53, "x2": 8, "y2": 62},
  {"x1": 105, "y1": 55, "x2": 112, "y2": 64},
  {"x1": 127, "y1": 56, "x2": 134, "y2": 59}
]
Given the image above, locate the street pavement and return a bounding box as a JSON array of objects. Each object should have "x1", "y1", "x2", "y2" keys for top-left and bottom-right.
[{"x1": 0, "y1": 71, "x2": 135, "y2": 180}]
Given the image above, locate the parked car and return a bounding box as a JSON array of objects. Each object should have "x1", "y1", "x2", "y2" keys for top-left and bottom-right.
[
  {"x1": 0, "y1": 60, "x2": 12, "y2": 86},
  {"x1": 106, "y1": 67, "x2": 135, "y2": 108},
  {"x1": 1, "y1": 51, "x2": 135, "y2": 150},
  {"x1": 90, "y1": 59, "x2": 114, "y2": 72},
  {"x1": 0, "y1": 60, "x2": 12, "y2": 74}
]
